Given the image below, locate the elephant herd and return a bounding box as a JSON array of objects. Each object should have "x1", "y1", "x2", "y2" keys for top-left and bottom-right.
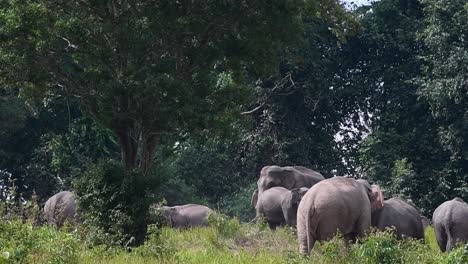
[
  {"x1": 42, "y1": 165, "x2": 468, "y2": 255},
  {"x1": 250, "y1": 165, "x2": 468, "y2": 255}
]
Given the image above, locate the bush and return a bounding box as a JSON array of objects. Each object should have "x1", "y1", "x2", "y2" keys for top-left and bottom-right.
[
  {"x1": 355, "y1": 229, "x2": 403, "y2": 264},
  {"x1": 0, "y1": 220, "x2": 80, "y2": 264},
  {"x1": 218, "y1": 183, "x2": 257, "y2": 222},
  {"x1": 132, "y1": 225, "x2": 176, "y2": 259},
  {"x1": 74, "y1": 159, "x2": 160, "y2": 247}
]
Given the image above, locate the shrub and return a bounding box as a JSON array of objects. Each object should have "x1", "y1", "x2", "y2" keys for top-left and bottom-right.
[
  {"x1": 354, "y1": 229, "x2": 402, "y2": 264},
  {"x1": 0, "y1": 220, "x2": 80, "y2": 264},
  {"x1": 74, "y1": 159, "x2": 160, "y2": 247},
  {"x1": 218, "y1": 183, "x2": 257, "y2": 222},
  {"x1": 206, "y1": 213, "x2": 242, "y2": 248},
  {"x1": 319, "y1": 233, "x2": 350, "y2": 263},
  {"x1": 132, "y1": 225, "x2": 176, "y2": 259}
]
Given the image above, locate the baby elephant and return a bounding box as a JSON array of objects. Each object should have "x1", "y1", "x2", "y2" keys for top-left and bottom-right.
[
  {"x1": 371, "y1": 197, "x2": 424, "y2": 239},
  {"x1": 256, "y1": 186, "x2": 309, "y2": 229},
  {"x1": 432, "y1": 197, "x2": 468, "y2": 252},
  {"x1": 159, "y1": 204, "x2": 213, "y2": 228},
  {"x1": 43, "y1": 191, "x2": 77, "y2": 228}
]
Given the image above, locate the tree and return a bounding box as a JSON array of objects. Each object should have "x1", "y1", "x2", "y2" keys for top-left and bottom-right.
[
  {"x1": 241, "y1": 15, "x2": 361, "y2": 177},
  {"x1": 0, "y1": 0, "x2": 345, "y2": 174},
  {"x1": 337, "y1": 0, "x2": 452, "y2": 213},
  {"x1": 417, "y1": 0, "x2": 468, "y2": 200}
]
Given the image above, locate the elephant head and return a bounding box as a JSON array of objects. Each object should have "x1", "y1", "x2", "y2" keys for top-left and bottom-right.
[
  {"x1": 257, "y1": 166, "x2": 291, "y2": 195},
  {"x1": 256, "y1": 166, "x2": 307, "y2": 201},
  {"x1": 356, "y1": 179, "x2": 384, "y2": 210},
  {"x1": 283, "y1": 187, "x2": 309, "y2": 226},
  {"x1": 162, "y1": 206, "x2": 177, "y2": 227},
  {"x1": 290, "y1": 187, "x2": 309, "y2": 207},
  {"x1": 151, "y1": 205, "x2": 175, "y2": 227},
  {"x1": 253, "y1": 165, "x2": 324, "y2": 209}
]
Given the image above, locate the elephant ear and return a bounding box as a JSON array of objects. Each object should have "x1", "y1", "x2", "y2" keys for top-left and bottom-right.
[
  {"x1": 357, "y1": 179, "x2": 383, "y2": 209},
  {"x1": 291, "y1": 188, "x2": 307, "y2": 204},
  {"x1": 369, "y1": 185, "x2": 384, "y2": 210}
]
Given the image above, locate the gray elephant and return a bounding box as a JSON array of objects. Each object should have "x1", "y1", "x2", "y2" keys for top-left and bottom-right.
[
  {"x1": 256, "y1": 186, "x2": 309, "y2": 229},
  {"x1": 432, "y1": 197, "x2": 468, "y2": 252},
  {"x1": 297, "y1": 177, "x2": 383, "y2": 255},
  {"x1": 43, "y1": 191, "x2": 77, "y2": 228},
  {"x1": 371, "y1": 197, "x2": 424, "y2": 239},
  {"x1": 158, "y1": 204, "x2": 213, "y2": 228},
  {"x1": 251, "y1": 165, "x2": 324, "y2": 208},
  {"x1": 421, "y1": 215, "x2": 431, "y2": 231}
]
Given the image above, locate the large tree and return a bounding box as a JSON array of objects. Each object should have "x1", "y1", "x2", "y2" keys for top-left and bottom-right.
[
  {"x1": 0, "y1": 0, "x2": 347, "y2": 174},
  {"x1": 417, "y1": 0, "x2": 468, "y2": 200},
  {"x1": 338, "y1": 0, "x2": 450, "y2": 213}
]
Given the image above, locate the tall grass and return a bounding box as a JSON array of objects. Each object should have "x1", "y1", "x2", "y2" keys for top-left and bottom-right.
[{"x1": 1, "y1": 215, "x2": 467, "y2": 264}]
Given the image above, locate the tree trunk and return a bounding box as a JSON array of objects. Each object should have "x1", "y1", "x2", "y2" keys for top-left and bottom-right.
[
  {"x1": 115, "y1": 128, "x2": 138, "y2": 174},
  {"x1": 114, "y1": 127, "x2": 159, "y2": 175},
  {"x1": 140, "y1": 130, "x2": 160, "y2": 175}
]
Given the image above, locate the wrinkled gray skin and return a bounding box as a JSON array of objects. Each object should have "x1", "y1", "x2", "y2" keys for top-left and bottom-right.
[
  {"x1": 43, "y1": 191, "x2": 77, "y2": 228},
  {"x1": 161, "y1": 204, "x2": 213, "y2": 228},
  {"x1": 256, "y1": 187, "x2": 309, "y2": 229},
  {"x1": 297, "y1": 177, "x2": 383, "y2": 255},
  {"x1": 432, "y1": 197, "x2": 468, "y2": 252},
  {"x1": 371, "y1": 197, "x2": 424, "y2": 239},
  {"x1": 251, "y1": 165, "x2": 324, "y2": 209}
]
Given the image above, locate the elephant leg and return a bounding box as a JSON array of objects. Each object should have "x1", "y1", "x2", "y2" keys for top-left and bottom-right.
[
  {"x1": 354, "y1": 212, "x2": 371, "y2": 240},
  {"x1": 446, "y1": 225, "x2": 467, "y2": 252},
  {"x1": 434, "y1": 224, "x2": 448, "y2": 252},
  {"x1": 268, "y1": 221, "x2": 280, "y2": 230},
  {"x1": 446, "y1": 231, "x2": 457, "y2": 252},
  {"x1": 344, "y1": 232, "x2": 358, "y2": 244}
]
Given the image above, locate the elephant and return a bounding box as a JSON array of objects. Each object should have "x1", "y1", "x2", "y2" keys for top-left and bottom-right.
[
  {"x1": 251, "y1": 165, "x2": 324, "y2": 209},
  {"x1": 43, "y1": 191, "x2": 77, "y2": 228},
  {"x1": 371, "y1": 197, "x2": 424, "y2": 239},
  {"x1": 157, "y1": 204, "x2": 213, "y2": 228},
  {"x1": 255, "y1": 186, "x2": 309, "y2": 229},
  {"x1": 432, "y1": 197, "x2": 468, "y2": 252},
  {"x1": 421, "y1": 215, "x2": 431, "y2": 231},
  {"x1": 297, "y1": 177, "x2": 383, "y2": 255}
]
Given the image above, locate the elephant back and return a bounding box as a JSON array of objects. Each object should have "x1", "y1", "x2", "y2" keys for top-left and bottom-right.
[{"x1": 43, "y1": 191, "x2": 77, "y2": 227}]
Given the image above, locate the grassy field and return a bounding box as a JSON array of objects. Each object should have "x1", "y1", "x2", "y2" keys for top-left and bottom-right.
[{"x1": 1, "y1": 215, "x2": 467, "y2": 264}]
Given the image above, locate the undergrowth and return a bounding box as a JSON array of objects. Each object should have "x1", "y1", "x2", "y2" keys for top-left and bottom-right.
[{"x1": 1, "y1": 215, "x2": 467, "y2": 264}]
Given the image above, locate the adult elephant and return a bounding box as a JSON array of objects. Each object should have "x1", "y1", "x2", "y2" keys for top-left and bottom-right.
[
  {"x1": 256, "y1": 187, "x2": 309, "y2": 229},
  {"x1": 251, "y1": 165, "x2": 324, "y2": 208},
  {"x1": 158, "y1": 204, "x2": 213, "y2": 228},
  {"x1": 371, "y1": 197, "x2": 424, "y2": 239},
  {"x1": 43, "y1": 191, "x2": 77, "y2": 228},
  {"x1": 432, "y1": 197, "x2": 468, "y2": 252},
  {"x1": 297, "y1": 177, "x2": 383, "y2": 255}
]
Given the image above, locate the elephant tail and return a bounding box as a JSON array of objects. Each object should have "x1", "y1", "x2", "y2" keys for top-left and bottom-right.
[
  {"x1": 306, "y1": 206, "x2": 318, "y2": 255},
  {"x1": 445, "y1": 224, "x2": 454, "y2": 252},
  {"x1": 298, "y1": 205, "x2": 317, "y2": 255}
]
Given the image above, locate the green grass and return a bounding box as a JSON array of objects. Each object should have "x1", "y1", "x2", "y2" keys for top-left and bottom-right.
[{"x1": 1, "y1": 217, "x2": 467, "y2": 264}]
